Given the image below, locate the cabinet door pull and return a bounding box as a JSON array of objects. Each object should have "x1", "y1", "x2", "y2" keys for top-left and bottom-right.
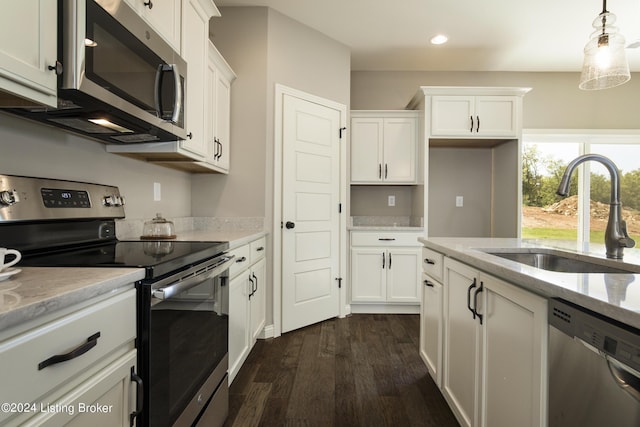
[
  {"x1": 384, "y1": 163, "x2": 388, "y2": 179},
  {"x1": 378, "y1": 238, "x2": 396, "y2": 241},
  {"x1": 424, "y1": 258, "x2": 435, "y2": 265},
  {"x1": 235, "y1": 256, "x2": 247, "y2": 263},
  {"x1": 38, "y1": 332, "x2": 101, "y2": 370},
  {"x1": 470, "y1": 116, "x2": 474, "y2": 133},
  {"x1": 129, "y1": 367, "x2": 144, "y2": 427},
  {"x1": 256, "y1": 246, "x2": 265, "y2": 252},
  {"x1": 388, "y1": 252, "x2": 392, "y2": 269},
  {"x1": 248, "y1": 275, "x2": 254, "y2": 299},
  {"x1": 379, "y1": 163, "x2": 382, "y2": 179},
  {"x1": 382, "y1": 252, "x2": 386, "y2": 269},
  {"x1": 476, "y1": 115, "x2": 480, "y2": 132},
  {"x1": 473, "y1": 281, "x2": 484, "y2": 324},
  {"x1": 216, "y1": 139, "x2": 223, "y2": 160},
  {"x1": 47, "y1": 61, "x2": 63, "y2": 75},
  {"x1": 252, "y1": 273, "x2": 258, "y2": 295},
  {"x1": 466, "y1": 279, "x2": 477, "y2": 319},
  {"x1": 213, "y1": 138, "x2": 220, "y2": 159},
  {"x1": 424, "y1": 279, "x2": 434, "y2": 287}
]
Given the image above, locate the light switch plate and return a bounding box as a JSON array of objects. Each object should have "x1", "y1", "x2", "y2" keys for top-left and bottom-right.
[
  {"x1": 388, "y1": 195, "x2": 396, "y2": 207},
  {"x1": 456, "y1": 196, "x2": 463, "y2": 207}
]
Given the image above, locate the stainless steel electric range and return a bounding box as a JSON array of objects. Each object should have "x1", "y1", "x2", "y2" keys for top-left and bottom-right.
[{"x1": 0, "y1": 175, "x2": 232, "y2": 427}]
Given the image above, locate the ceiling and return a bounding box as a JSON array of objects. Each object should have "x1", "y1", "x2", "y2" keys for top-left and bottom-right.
[{"x1": 215, "y1": 0, "x2": 640, "y2": 72}]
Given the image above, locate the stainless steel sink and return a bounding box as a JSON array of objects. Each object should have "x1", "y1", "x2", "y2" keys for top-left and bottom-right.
[{"x1": 481, "y1": 248, "x2": 640, "y2": 274}]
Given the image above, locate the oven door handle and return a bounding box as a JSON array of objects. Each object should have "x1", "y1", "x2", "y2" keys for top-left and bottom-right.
[{"x1": 152, "y1": 255, "x2": 235, "y2": 300}]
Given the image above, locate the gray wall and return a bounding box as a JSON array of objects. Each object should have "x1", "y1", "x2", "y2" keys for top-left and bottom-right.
[
  {"x1": 0, "y1": 113, "x2": 191, "y2": 220},
  {"x1": 428, "y1": 147, "x2": 493, "y2": 237},
  {"x1": 351, "y1": 186, "x2": 415, "y2": 216},
  {"x1": 202, "y1": 6, "x2": 351, "y2": 326},
  {"x1": 351, "y1": 71, "x2": 640, "y2": 129},
  {"x1": 192, "y1": 7, "x2": 269, "y2": 218}
]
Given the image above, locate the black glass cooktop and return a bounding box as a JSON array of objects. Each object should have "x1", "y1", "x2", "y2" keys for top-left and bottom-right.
[{"x1": 19, "y1": 240, "x2": 229, "y2": 280}]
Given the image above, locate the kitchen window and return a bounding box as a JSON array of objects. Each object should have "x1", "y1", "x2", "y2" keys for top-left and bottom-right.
[{"x1": 521, "y1": 131, "x2": 640, "y2": 247}]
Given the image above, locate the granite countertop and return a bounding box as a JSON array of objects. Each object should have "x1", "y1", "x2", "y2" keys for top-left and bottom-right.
[
  {"x1": 0, "y1": 267, "x2": 145, "y2": 333},
  {"x1": 420, "y1": 237, "x2": 640, "y2": 330}
]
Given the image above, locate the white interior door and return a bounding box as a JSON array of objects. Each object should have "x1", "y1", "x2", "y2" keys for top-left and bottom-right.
[{"x1": 281, "y1": 93, "x2": 341, "y2": 333}]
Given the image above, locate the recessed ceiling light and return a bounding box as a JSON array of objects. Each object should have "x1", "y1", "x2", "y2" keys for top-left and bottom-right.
[{"x1": 430, "y1": 34, "x2": 448, "y2": 45}]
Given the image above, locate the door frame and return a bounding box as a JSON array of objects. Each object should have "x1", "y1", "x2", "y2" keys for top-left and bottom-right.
[{"x1": 273, "y1": 84, "x2": 348, "y2": 337}]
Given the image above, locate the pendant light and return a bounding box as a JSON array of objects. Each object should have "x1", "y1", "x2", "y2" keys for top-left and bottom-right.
[{"x1": 579, "y1": 0, "x2": 630, "y2": 90}]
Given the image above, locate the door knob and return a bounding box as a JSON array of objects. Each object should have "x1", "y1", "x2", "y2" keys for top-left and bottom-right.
[{"x1": 285, "y1": 221, "x2": 295, "y2": 229}]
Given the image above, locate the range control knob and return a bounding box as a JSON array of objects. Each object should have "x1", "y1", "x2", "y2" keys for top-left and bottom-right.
[
  {"x1": 103, "y1": 195, "x2": 125, "y2": 207},
  {"x1": 0, "y1": 190, "x2": 19, "y2": 206}
]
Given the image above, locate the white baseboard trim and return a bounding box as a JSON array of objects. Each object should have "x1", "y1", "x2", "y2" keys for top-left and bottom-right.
[{"x1": 259, "y1": 324, "x2": 275, "y2": 339}]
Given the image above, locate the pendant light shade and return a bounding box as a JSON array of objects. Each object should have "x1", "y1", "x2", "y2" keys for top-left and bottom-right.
[{"x1": 579, "y1": 2, "x2": 630, "y2": 90}]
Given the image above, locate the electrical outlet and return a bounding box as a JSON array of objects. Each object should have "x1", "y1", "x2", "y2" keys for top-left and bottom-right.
[
  {"x1": 456, "y1": 196, "x2": 463, "y2": 207},
  {"x1": 154, "y1": 182, "x2": 161, "y2": 201},
  {"x1": 388, "y1": 195, "x2": 396, "y2": 207}
]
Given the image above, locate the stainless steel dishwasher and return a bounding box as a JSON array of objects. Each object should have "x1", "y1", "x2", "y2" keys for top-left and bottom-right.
[{"x1": 549, "y1": 298, "x2": 640, "y2": 426}]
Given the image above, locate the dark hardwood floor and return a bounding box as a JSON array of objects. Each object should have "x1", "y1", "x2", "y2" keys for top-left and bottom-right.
[{"x1": 224, "y1": 314, "x2": 459, "y2": 427}]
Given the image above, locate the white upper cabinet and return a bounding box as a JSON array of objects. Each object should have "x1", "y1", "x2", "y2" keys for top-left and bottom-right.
[
  {"x1": 207, "y1": 42, "x2": 236, "y2": 173},
  {"x1": 123, "y1": 0, "x2": 182, "y2": 51},
  {"x1": 180, "y1": 0, "x2": 214, "y2": 159},
  {"x1": 408, "y1": 87, "x2": 530, "y2": 141},
  {"x1": 431, "y1": 95, "x2": 519, "y2": 138},
  {"x1": 0, "y1": 1, "x2": 57, "y2": 107},
  {"x1": 350, "y1": 111, "x2": 418, "y2": 184}
]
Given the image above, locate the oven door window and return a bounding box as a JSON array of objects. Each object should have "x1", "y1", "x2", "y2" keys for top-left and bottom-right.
[
  {"x1": 149, "y1": 277, "x2": 228, "y2": 427},
  {"x1": 85, "y1": 1, "x2": 180, "y2": 122}
]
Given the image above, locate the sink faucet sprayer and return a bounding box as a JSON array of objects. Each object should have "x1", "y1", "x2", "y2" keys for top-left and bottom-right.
[{"x1": 556, "y1": 154, "x2": 635, "y2": 259}]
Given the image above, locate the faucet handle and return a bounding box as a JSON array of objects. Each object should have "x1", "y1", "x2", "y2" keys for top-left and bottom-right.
[{"x1": 619, "y1": 220, "x2": 636, "y2": 248}]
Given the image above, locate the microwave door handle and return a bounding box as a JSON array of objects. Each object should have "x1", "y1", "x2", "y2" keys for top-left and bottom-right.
[
  {"x1": 154, "y1": 64, "x2": 182, "y2": 123},
  {"x1": 169, "y1": 63, "x2": 182, "y2": 124},
  {"x1": 154, "y1": 64, "x2": 165, "y2": 119}
]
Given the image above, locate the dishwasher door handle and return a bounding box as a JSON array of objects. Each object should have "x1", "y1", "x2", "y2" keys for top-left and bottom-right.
[{"x1": 606, "y1": 355, "x2": 640, "y2": 403}]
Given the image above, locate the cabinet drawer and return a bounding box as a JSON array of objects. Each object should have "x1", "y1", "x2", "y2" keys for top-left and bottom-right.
[
  {"x1": 228, "y1": 244, "x2": 251, "y2": 278},
  {"x1": 422, "y1": 247, "x2": 444, "y2": 281},
  {"x1": 0, "y1": 289, "x2": 136, "y2": 420},
  {"x1": 351, "y1": 231, "x2": 422, "y2": 247},
  {"x1": 250, "y1": 237, "x2": 266, "y2": 263}
]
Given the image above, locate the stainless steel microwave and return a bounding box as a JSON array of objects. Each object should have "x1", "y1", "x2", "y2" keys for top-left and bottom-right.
[{"x1": 6, "y1": 0, "x2": 187, "y2": 144}]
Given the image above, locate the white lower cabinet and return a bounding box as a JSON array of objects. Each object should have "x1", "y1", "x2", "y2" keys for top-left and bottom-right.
[
  {"x1": 350, "y1": 231, "x2": 422, "y2": 313},
  {"x1": 420, "y1": 272, "x2": 443, "y2": 387},
  {"x1": 442, "y1": 258, "x2": 481, "y2": 427},
  {"x1": 437, "y1": 256, "x2": 547, "y2": 427},
  {"x1": 478, "y1": 272, "x2": 547, "y2": 427},
  {"x1": 24, "y1": 350, "x2": 138, "y2": 427},
  {"x1": 0, "y1": 288, "x2": 140, "y2": 427},
  {"x1": 228, "y1": 236, "x2": 267, "y2": 383}
]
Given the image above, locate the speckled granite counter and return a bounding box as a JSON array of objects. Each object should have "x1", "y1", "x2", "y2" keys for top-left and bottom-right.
[
  {"x1": 420, "y1": 237, "x2": 640, "y2": 330},
  {"x1": 0, "y1": 267, "x2": 144, "y2": 333}
]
